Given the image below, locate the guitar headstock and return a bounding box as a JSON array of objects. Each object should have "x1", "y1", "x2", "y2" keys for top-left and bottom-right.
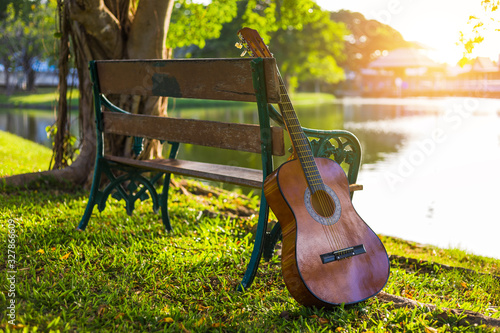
[{"x1": 237, "y1": 27, "x2": 273, "y2": 58}]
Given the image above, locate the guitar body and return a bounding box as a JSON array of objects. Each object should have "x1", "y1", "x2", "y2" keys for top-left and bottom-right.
[
  {"x1": 264, "y1": 157, "x2": 390, "y2": 307},
  {"x1": 238, "y1": 26, "x2": 389, "y2": 306}
]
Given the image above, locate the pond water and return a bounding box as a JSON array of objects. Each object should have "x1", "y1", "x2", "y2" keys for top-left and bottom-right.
[{"x1": 1, "y1": 96, "x2": 500, "y2": 259}]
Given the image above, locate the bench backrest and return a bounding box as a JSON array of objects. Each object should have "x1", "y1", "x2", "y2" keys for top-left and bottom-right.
[
  {"x1": 94, "y1": 58, "x2": 281, "y2": 102},
  {"x1": 90, "y1": 58, "x2": 285, "y2": 156}
]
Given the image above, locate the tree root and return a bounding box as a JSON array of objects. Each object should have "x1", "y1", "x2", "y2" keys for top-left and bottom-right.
[
  {"x1": 390, "y1": 254, "x2": 500, "y2": 280},
  {"x1": 378, "y1": 291, "x2": 500, "y2": 328}
]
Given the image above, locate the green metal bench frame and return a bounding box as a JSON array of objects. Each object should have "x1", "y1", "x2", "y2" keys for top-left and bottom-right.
[{"x1": 78, "y1": 57, "x2": 362, "y2": 291}]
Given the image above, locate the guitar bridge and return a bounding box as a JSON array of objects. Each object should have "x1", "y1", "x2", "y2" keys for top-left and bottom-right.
[{"x1": 320, "y1": 244, "x2": 366, "y2": 264}]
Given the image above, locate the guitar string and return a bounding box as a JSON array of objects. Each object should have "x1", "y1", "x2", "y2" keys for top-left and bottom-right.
[
  {"x1": 279, "y1": 108, "x2": 338, "y2": 250},
  {"x1": 277, "y1": 79, "x2": 343, "y2": 251},
  {"x1": 277, "y1": 85, "x2": 338, "y2": 249},
  {"x1": 284, "y1": 95, "x2": 347, "y2": 251},
  {"x1": 278, "y1": 89, "x2": 344, "y2": 250},
  {"x1": 245, "y1": 33, "x2": 343, "y2": 251}
]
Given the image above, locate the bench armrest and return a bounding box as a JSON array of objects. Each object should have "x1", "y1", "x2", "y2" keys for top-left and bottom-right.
[
  {"x1": 267, "y1": 104, "x2": 362, "y2": 187},
  {"x1": 100, "y1": 94, "x2": 131, "y2": 115}
]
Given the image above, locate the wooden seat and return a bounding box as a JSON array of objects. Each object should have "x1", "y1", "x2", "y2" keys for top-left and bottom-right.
[
  {"x1": 107, "y1": 155, "x2": 364, "y2": 191},
  {"x1": 106, "y1": 155, "x2": 265, "y2": 188}
]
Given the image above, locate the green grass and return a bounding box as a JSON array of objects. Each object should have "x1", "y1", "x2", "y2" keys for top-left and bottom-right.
[
  {"x1": 0, "y1": 87, "x2": 80, "y2": 109},
  {"x1": 0, "y1": 88, "x2": 332, "y2": 111},
  {"x1": 169, "y1": 92, "x2": 336, "y2": 110},
  {"x1": 1, "y1": 132, "x2": 499, "y2": 332},
  {"x1": 0, "y1": 131, "x2": 53, "y2": 176}
]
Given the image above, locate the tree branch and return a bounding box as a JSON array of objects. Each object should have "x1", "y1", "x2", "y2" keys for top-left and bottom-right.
[
  {"x1": 127, "y1": 0, "x2": 174, "y2": 59},
  {"x1": 67, "y1": 0, "x2": 123, "y2": 59}
]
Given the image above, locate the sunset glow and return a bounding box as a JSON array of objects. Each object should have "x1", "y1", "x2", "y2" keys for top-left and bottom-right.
[{"x1": 317, "y1": 0, "x2": 499, "y2": 65}]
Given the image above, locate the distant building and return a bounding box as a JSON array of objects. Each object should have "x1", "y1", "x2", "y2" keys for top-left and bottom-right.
[
  {"x1": 361, "y1": 48, "x2": 444, "y2": 97},
  {"x1": 340, "y1": 47, "x2": 500, "y2": 98},
  {"x1": 0, "y1": 60, "x2": 79, "y2": 89},
  {"x1": 447, "y1": 57, "x2": 500, "y2": 96}
]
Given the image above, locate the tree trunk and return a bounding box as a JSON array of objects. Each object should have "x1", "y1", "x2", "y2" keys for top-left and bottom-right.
[
  {"x1": 21, "y1": 49, "x2": 36, "y2": 92},
  {"x1": 2, "y1": 0, "x2": 175, "y2": 188},
  {"x1": 53, "y1": 0, "x2": 70, "y2": 169},
  {"x1": 4, "y1": 67, "x2": 13, "y2": 96}
]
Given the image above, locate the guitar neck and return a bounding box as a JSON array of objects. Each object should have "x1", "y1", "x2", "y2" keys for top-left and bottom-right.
[{"x1": 276, "y1": 74, "x2": 324, "y2": 191}]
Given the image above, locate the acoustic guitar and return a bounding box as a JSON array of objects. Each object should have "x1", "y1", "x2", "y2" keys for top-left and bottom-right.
[{"x1": 237, "y1": 27, "x2": 390, "y2": 307}]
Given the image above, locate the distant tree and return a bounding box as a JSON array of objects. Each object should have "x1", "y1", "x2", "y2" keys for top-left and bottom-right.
[
  {"x1": 2, "y1": 0, "x2": 252, "y2": 187},
  {"x1": 167, "y1": 0, "x2": 238, "y2": 54},
  {"x1": 459, "y1": 0, "x2": 499, "y2": 64},
  {"x1": 270, "y1": 3, "x2": 348, "y2": 91},
  {"x1": 3, "y1": 0, "x2": 176, "y2": 187},
  {"x1": 189, "y1": 0, "x2": 347, "y2": 91},
  {"x1": 0, "y1": 0, "x2": 56, "y2": 92},
  {"x1": 330, "y1": 10, "x2": 410, "y2": 72},
  {"x1": 2, "y1": 0, "x2": 347, "y2": 187}
]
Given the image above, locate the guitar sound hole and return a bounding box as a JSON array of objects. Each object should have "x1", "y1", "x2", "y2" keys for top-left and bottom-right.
[{"x1": 310, "y1": 190, "x2": 336, "y2": 218}]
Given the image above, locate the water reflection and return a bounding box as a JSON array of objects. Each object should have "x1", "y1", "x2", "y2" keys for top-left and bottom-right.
[
  {"x1": 0, "y1": 109, "x2": 55, "y2": 146},
  {"x1": 2, "y1": 97, "x2": 500, "y2": 258}
]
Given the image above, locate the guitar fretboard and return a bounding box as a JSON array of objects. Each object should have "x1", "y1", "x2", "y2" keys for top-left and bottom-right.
[{"x1": 277, "y1": 75, "x2": 324, "y2": 192}]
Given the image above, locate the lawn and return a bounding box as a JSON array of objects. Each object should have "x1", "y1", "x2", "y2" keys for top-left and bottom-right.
[
  {"x1": 1, "y1": 131, "x2": 499, "y2": 332},
  {"x1": 0, "y1": 88, "x2": 80, "y2": 109},
  {"x1": 0, "y1": 88, "x2": 335, "y2": 111}
]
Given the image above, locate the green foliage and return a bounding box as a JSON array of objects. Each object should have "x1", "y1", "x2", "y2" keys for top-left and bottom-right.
[
  {"x1": 270, "y1": 3, "x2": 348, "y2": 87},
  {"x1": 459, "y1": 0, "x2": 499, "y2": 61},
  {"x1": 181, "y1": 0, "x2": 348, "y2": 92},
  {"x1": 0, "y1": 0, "x2": 41, "y2": 20},
  {"x1": 0, "y1": 0, "x2": 57, "y2": 90},
  {"x1": 330, "y1": 10, "x2": 411, "y2": 72},
  {"x1": 45, "y1": 124, "x2": 79, "y2": 168},
  {"x1": 167, "y1": 0, "x2": 238, "y2": 50}
]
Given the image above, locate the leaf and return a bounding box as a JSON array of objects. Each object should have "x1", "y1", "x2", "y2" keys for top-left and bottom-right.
[
  {"x1": 36, "y1": 249, "x2": 45, "y2": 254},
  {"x1": 425, "y1": 326, "x2": 438, "y2": 333},
  {"x1": 195, "y1": 317, "x2": 205, "y2": 326},
  {"x1": 97, "y1": 305, "x2": 107, "y2": 317},
  {"x1": 197, "y1": 304, "x2": 210, "y2": 311},
  {"x1": 177, "y1": 322, "x2": 190, "y2": 333},
  {"x1": 159, "y1": 317, "x2": 174, "y2": 323},
  {"x1": 60, "y1": 252, "x2": 71, "y2": 260},
  {"x1": 114, "y1": 313, "x2": 125, "y2": 320},
  {"x1": 318, "y1": 317, "x2": 329, "y2": 324}
]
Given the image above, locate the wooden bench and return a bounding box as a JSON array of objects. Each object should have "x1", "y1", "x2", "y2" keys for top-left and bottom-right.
[{"x1": 78, "y1": 57, "x2": 363, "y2": 290}]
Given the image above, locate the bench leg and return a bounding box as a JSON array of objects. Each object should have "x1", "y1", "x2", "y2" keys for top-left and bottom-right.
[
  {"x1": 159, "y1": 142, "x2": 180, "y2": 232},
  {"x1": 263, "y1": 222, "x2": 281, "y2": 261},
  {"x1": 77, "y1": 158, "x2": 104, "y2": 231},
  {"x1": 237, "y1": 191, "x2": 269, "y2": 291},
  {"x1": 160, "y1": 173, "x2": 173, "y2": 232}
]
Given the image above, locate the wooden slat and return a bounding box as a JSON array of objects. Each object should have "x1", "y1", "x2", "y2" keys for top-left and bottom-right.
[
  {"x1": 95, "y1": 58, "x2": 280, "y2": 103},
  {"x1": 102, "y1": 112, "x2": 285, "y2": 156},
  {"x1": 106, "y1": 155, "x2": 364, "y2": 191},
  {"x1": 106, "y1": 156, "x2": 265, "y2": 188}
]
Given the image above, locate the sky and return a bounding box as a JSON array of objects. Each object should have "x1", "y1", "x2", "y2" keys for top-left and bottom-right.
[{"x1": 316, "y1": 0, "x2": 499, "y2": 65}]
